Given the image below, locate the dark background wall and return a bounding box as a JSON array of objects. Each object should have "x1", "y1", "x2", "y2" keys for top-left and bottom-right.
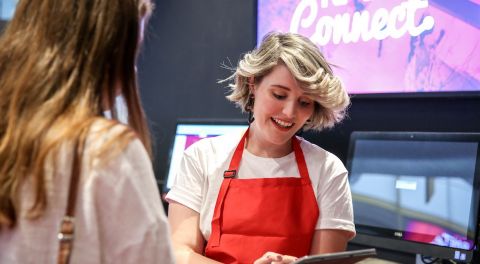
[
  {"x1": 137, "y1": 1, "x2": 480, "y2": 262},
  {"x1": 137, "y1": 0, "x2": 480, "y2": 188},
  {"x1": 137, "y1": 0, "x2": 256, "y2": 187}
]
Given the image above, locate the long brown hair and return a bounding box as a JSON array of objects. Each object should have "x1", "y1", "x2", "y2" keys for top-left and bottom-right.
[{"x1": 0, "y1": 0, "x2": 154, "y2": 228}]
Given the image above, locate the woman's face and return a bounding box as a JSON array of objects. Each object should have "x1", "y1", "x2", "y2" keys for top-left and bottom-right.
[{"x1": 250, "y1": 63, "x2": 315, "y2": 151}]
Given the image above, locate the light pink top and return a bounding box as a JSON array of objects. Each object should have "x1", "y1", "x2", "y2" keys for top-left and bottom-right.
[{"x1": 0, "y1": 121, "x2": 175, "y2": 264}]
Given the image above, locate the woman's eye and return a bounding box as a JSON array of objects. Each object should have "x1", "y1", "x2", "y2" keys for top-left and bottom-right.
[
  {"x1": 299, "y1": 100, "x2": 312, "y2": 107},
  {"x1": 273, "y1": 93, "x2": 286, "y2": 99}
]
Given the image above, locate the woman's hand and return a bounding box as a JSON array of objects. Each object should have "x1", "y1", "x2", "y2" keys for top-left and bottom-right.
[{"x1": 253, "y1": 252, "x2": 298, "y2": 264}]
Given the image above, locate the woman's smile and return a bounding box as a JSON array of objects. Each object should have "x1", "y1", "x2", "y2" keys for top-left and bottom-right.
[{"x1": 271, "y1": 117, "x2": 295, "y2": 130}]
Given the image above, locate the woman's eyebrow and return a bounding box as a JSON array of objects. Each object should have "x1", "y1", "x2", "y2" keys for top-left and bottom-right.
[{"x1": 271, "y1": 84, "x2": 291, "y2": 91}]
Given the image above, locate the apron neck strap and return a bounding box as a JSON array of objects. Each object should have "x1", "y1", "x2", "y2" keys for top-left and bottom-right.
[
  {"x1": 292, "y1": 136, "x2": 310, "y2": 181},
  {"x1": 224, "y1": 128, "x2": 310, "y2": 181}
]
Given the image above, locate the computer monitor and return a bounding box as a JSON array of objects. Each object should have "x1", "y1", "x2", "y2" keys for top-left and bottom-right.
[
  {"x1": 163, "y1": 119, "x2": 248, "y2": 193},
  {"x1": 346, "y1": 131, "x2": 480, "y2": 262},
  {"x1": 0, "y1": 0, "x2": 17, "y2": 20}
]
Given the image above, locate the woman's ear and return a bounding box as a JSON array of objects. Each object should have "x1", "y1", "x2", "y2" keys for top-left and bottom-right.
[{"x1": 248, "y1": 76, "x2": 255, "y2": 94}]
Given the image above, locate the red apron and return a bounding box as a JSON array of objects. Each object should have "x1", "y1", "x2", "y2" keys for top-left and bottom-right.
[{"x1": 205, "y1": 129, "x2": 319, "y2": 264}]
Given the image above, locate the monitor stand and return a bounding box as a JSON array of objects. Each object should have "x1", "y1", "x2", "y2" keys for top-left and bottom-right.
[{"x1": 416, "y1": 254, "x2": 436, "y2": 263}]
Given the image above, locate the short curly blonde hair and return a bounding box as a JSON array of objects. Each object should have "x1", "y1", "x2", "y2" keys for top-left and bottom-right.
[{"x1": 225, "y1": 32, "x2": 350, "y2": 131}]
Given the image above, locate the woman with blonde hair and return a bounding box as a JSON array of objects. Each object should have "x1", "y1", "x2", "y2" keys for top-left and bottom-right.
[
  {"x1": 0, "y1": 0, "x2": 174, "y2": 263},
  {"x1": 167, "y1": 32, "x2": 355, "y2": 264}
]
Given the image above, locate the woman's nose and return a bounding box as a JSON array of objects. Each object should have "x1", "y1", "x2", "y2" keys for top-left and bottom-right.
[{"x1": 282, "y1": 100, "x2": 296, "y2": 118}]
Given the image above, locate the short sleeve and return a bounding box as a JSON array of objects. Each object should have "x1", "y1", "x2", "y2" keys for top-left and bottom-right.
[
  {"x1": 91, "y1": 138, "x2": 175, "y2": 264},
  {"x1": 165, "y1": 147, "x2": 205, "y2": 213},
  {"x1": 316, "y1": 156, "x2": 356, "y2": 237}
]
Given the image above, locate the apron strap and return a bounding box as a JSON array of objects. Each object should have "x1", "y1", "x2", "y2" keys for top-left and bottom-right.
[
  {"x1": 223, "y1": 129, "x2": 248, "y2": 177},
  {"x1": 209, "y1": 177, "x2": 232, "y2": 246},
  {"x1": 224, "y1": 129, "x2": 310, "y2": 181},
  {"x1": 292, "y1": 136, "x2": 311, "y2": 183},
  {"x1": 211, "y1": 129, "x2": 248, "y2": 246}
]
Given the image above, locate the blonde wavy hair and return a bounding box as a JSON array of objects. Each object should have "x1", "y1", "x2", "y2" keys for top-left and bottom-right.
[
  {"x1": 226, "y1": 32, "x2": 350, "y2": 131},
  {"x1": 0, "y1": 0, "x2": 154, "y2": 228}
]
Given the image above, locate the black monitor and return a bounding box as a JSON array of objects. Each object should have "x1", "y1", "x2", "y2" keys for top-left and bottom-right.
[
  {"x1": 346, "y1": 131, "x2": 480, "y2": 262},
  {"x1": 163, "y1": 119, "x2": 248, "y2": 193}
]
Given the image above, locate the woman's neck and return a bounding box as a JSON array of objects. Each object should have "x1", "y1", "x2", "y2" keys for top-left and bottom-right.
[{"x1": 245, "y1": 126, "x2": 293, "y2": 158}]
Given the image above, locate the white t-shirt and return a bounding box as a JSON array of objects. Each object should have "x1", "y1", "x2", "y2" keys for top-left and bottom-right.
[
  {"x1": 0, "y1": 121, "x2": 175, "y2": 264},
  {"x1": 166, "y1": 130, "x2": 355, "y2": 241}
]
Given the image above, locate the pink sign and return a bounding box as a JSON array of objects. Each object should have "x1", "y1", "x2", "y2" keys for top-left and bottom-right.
[{"x1": 258, "y1": 0, "x2": 480, "y2": 94}]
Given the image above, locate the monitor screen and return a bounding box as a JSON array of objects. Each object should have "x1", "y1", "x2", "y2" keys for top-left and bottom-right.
[
  {"x1": 257, "y1": 0, "x2": 480, "y2": 95},
  {"x1": 0, "y1": 0, "x2": 17, "y2": 21},
  {"x1": 163, "y1": 120, "x2": 248, "y2": 192},
  {"x1": 346, "y1": 131, "x2": 480, "y2": 262}
]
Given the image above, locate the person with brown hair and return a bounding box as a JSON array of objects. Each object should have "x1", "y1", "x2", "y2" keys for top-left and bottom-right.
[
  {"x1": 0, "y1": 0, "x2": 174, "y2": 263},
  {"x1": 167, "y1": 32, "x2": 355, "y2": 264}
]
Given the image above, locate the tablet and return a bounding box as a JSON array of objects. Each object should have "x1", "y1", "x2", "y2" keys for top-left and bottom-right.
[{"x1": 292, "y1": 248, "x2": 377, "y2": 264}]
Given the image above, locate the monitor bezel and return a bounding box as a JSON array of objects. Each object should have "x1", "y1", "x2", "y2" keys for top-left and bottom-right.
[
  {"x1": 162, "y1": 118, "x2": 249, "y2": 194},
  {"x1": 346, "y1": 131, "x2": 480, "y2": 261}
]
